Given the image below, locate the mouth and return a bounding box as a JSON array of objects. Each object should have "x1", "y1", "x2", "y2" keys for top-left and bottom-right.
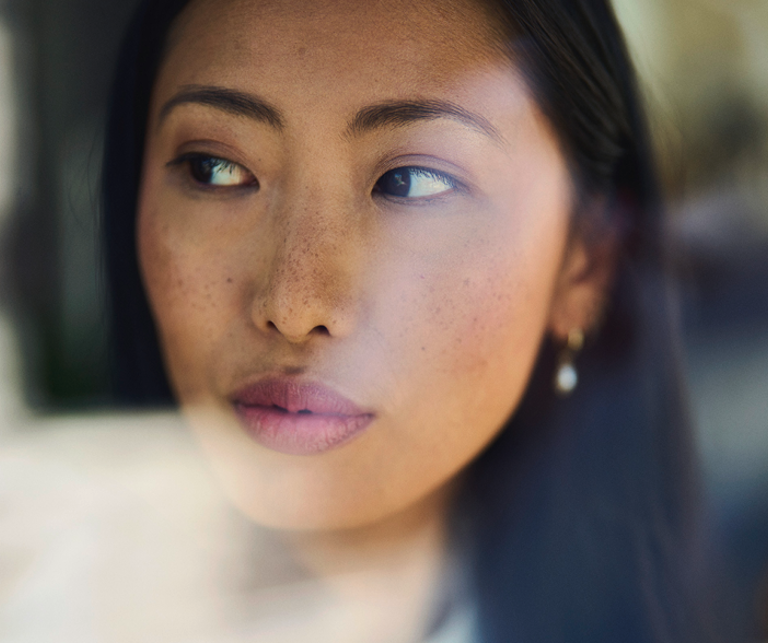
[{"x1": 231, "y1": 379, "x2": 375, "y2": 456}]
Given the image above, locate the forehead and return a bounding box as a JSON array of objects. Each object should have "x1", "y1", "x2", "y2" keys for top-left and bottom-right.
[{"x1": 158, "y1": 0, "x2": 508, "y2": 104}]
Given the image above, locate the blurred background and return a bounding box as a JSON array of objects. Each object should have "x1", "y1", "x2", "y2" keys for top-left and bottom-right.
[{"x1": 0, "y1": 0, "x2": 766, "y2": 636}]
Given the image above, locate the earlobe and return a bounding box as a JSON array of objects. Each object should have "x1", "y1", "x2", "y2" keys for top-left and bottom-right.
[{"x1": 548, "y1": 221, "x2": 619, "y2": 342}]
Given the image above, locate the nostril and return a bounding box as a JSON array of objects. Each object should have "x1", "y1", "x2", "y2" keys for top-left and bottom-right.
[{"x1": 264, "y1": 321, "x2": 331, "y2": 341}]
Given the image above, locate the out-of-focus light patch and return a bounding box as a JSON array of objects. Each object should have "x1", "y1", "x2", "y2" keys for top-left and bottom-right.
[
  {"x1": 695, "y1": 0, "x2": 768, "y2": 109},
  {"x1": 0, "y1": 18, "x2": 22, "y2": 428},
  {"x1": 0, "y1": 313, "x2": 24, "y2": 426},
  {"x1": 731, "y1": 2, "x2": 768, "y2": 112},
  {"x1": 610, "y1": 0, "x2": 671, "y2": 95},
  {"x1": 688, "y1": 328, "x2": 768, "y2": 497},
  {"x1": 0, "y1": 18, "x2": 16, "y2": 219},
  {"x1": 0, "y1": 17, "x2": 20, "y2": 418}
]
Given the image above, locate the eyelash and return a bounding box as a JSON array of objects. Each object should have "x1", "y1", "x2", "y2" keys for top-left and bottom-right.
[
  {"x1": 167, "y1": 153, "x2": 463, "y2": 200},
  {"x1": 167, "y1": 153, "x2": 259, "y2": 190},
  {"x1": 372, "y1": 166, "x2": 460, "y2": 201}
]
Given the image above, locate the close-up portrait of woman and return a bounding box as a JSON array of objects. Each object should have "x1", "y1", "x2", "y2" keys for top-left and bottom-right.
[{"x1": 0, "y1": 0, "x2": 766, "y2": 641}]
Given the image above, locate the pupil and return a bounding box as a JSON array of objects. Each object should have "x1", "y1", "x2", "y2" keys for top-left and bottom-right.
[
  {"x1": 190, "y1": 157, "x2": 217, "y2": 184},
  {"x1": 387, "y1": 170, "x2": 410, "y2": 197}
]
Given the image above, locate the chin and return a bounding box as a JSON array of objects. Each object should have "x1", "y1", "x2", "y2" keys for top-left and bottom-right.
[{"x1": 180, "y1": 404, "x2": 402, "y2": 531}]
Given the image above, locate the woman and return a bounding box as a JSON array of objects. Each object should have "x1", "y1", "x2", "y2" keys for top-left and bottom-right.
[{"x1": 102, "y1": 0, "x2": 721, "y2": 641}]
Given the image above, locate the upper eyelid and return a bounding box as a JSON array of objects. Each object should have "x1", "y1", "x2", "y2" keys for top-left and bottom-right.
[
  {"x1": 167, "y1": 152, "x2": 256, "y2": 181},
  {"x1": 166, "y1": 152, "x2": 258, "y2": 192},
  {"x1": 391, "y1": 166, "x2": 465, "y2": 192},
  {"x1": 373, "y1": 167, "x2": 465, "y2": 204},
  {"x1": 404, "y1": 168, "x2": 459, "y2": 191},
  {"x1": 407, "y1": 167, "x2": 457, "y2": 182},
  {"x1": 167, "y1": 151, "x2": 246, "y2": 168},
  {"x1": 375, "y1": 154, "x2": 472, "y2": 188},
  {"x1": 166, "y1": 137, "x2": 256, "y2": 167}
]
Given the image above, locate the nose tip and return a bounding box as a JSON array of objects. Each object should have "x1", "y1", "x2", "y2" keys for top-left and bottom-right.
[
  {"x1": 261, "y1": 294, "x2": 334, "y2": 344},
  {"x1": 252, "y1": 223, "x2": 359, "y2": 343},
  {"x1": 258, "y1": 283, "x2": 353, "y2": 344}
]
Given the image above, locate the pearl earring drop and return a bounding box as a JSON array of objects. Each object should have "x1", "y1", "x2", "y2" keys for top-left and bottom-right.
[{"x1": 554, "y1": 328, "x2": 584, "y2": 396}]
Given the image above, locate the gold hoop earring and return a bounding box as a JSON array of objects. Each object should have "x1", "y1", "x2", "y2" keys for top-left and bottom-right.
[{"x1": 554, "y1": 328, "x2": 584, "y2": 396}]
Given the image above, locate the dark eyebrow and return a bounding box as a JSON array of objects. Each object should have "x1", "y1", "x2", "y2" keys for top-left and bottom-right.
[
  {"x1": 158, "y1": 87, "x2": 501, "y2": 143},
  {"x1": 347, "y1": 99, "x2": 504, "y2": 144},
  {"x1": 158, "y1": 85, "x2": 284, "y2": 130}
]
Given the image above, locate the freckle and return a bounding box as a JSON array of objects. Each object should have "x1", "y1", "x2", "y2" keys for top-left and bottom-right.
[{"x1": 227, "y1": 278, "x2": 233, "y2": 284}]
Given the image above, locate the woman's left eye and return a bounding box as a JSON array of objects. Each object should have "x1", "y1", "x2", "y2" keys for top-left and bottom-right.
[{"x1": 373, "y1": 167, "x2": 457, "y2": 199}]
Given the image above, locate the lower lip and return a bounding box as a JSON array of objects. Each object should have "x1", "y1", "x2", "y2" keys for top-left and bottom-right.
[{"x1": 234, "y1": 404, "x2": 374, "y2": 456}]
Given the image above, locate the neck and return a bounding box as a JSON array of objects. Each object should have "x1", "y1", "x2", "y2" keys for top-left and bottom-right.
[{"x1": 279, "y1": 482, "x2": 459, "y2": 641}]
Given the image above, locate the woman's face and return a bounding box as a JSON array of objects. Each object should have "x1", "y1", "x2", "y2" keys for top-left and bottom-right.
[{"x1": 138, "y1": 0, "x2": 589, "y2": 529}]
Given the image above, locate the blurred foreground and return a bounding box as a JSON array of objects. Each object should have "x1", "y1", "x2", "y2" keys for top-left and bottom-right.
[
  {"x1": 0, "y1": 322, "x2": 477, "y2": 643},
  {"x1": 0, "y1": 311, "x2": 767, "y2": 640}
]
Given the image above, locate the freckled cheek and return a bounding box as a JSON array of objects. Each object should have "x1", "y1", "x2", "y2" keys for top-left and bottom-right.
[
  {"x1": 137, "y1": 207, "x2": 239, "y2": 398},
  {"x1": 424, "y1": 274, "x2": 539, "y2": 377},
  {"x1": 373, "y1": 266, "x2": 546, "y2": 467},
  {"x1": 383, "y1": 235, "x2": 561, "y2": 437}
]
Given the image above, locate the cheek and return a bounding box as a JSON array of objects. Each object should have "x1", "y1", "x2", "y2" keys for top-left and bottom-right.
[
  {"x1": 374, "y1": 184, "x2": 571, "y2": 466},
  {"x1": 136, "y1": 195, "x2": 237, "y2": 401},
  {"x1": 338, "y1": 222, "x2": 567, "y2": 525},
  {"x1": 419, "y1": 248, "x2": 556, "y2": 417}
]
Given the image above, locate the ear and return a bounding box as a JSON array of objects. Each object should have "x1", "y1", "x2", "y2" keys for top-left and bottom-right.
[{"x1": 548, "y1": 217, "x2": 619, "y2": 342}]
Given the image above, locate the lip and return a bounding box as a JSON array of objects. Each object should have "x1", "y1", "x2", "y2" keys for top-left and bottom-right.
[{"x1": 231, "y1": 379, "x2": 374, "y2": 456}]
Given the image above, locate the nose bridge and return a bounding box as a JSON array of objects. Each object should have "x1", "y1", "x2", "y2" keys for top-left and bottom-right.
[{"x1": 256, "y1": 172, "x2": 359, "y2": 342}]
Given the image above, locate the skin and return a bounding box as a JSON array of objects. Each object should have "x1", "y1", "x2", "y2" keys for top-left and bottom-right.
[{"x1": 137, "y1": 0, "x2": 608, "y2": 535}]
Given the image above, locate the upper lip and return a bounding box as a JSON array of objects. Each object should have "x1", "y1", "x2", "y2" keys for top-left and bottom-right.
[{"x1": 231, "y1": 378, "x2": 372, "y2": 416}]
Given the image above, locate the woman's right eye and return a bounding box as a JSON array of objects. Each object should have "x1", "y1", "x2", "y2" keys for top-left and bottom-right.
[{"x1": 169, "y1": 153, "x2": 258, "y2": 189}]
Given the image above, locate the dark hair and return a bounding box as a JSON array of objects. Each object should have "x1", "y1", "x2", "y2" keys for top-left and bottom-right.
[{"x1": 102, "y1": 1, "x2": 724, "y2": 641}]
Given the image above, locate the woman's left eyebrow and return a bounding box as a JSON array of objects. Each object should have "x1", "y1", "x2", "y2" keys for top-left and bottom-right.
[{"x1": 347, "y1": 99, "x2": 505, "y2": 145}]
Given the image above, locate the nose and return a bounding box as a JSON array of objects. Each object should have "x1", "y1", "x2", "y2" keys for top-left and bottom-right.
[{"x1": 252, "y1": 190, "x2": 361, "y2": 344}]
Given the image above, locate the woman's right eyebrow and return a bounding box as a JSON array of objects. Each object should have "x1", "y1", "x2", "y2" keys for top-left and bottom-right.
[{"x1": 157, "y1": 85, "x2": 285, "y2": 130}]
